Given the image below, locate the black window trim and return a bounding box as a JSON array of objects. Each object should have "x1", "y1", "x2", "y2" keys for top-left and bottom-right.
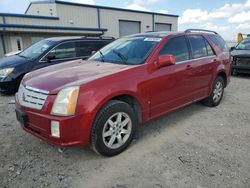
[
  {"x1": 39, "y1": 39, "x2": 108, "y2": 62},
  {"x1": 187, "y1": 34, "x2": 212, "y2": 60},
  {"x1": 203, "y1": 36, "x2": 216, "y2": 56},
  {"x1": 170, "y1": 35, "x2": 216, "y2": 64},
  {"x1": 159, "y1": 34, "x2": 191, "y2": 64},
  {"x1": 159, "y1": 34, "x2": 217, "y2": 66}
]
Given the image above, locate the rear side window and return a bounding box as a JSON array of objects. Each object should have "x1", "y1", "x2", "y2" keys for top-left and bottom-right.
[
  {"x1": 188, "y1": 35, "x2": 207, "y2": 59},
  {"x1": 208, "y1": 35, "x2": 228, "y2": 52},
  {"x1": 76, "y1": 40, "x2": 110, "y2": 57},
  {"x1": 160, "y1": 36, "x2": 189, "y2": 62}
]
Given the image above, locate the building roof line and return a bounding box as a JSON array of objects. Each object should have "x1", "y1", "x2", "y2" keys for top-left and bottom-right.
[
  {"x1": 25, "y1": 0, "x2": 179, "y2": 18},
  {"x1": 0, "y1": 24, "x2": 107, "y2": 32},
  {"x1": 25, "y1": 0, "x2": 55, "y2": 14},
  {"x1": 0, "y1": 13, "x2": 59, "y2": 20},
  {"x1": 56, "y1": 0, "x2": 179, "y2": 17}
]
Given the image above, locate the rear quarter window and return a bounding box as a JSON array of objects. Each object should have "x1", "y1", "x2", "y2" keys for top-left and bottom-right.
[
  {"x1": 208, "y1": 35, "x2": 228, "y2": 52},
  {"x1": 204, "y1": 39, "x2": 215, "y2": 56}
]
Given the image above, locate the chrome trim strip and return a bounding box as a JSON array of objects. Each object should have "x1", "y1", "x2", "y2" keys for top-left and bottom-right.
[
  {"x1": 176, "y1": 55, "x2": 216, "y2": 64},
  {"x1": 25, "y1": 86, "x2": 49, "y2": 94}
]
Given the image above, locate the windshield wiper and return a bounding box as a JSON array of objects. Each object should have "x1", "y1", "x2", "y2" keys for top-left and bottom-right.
[
  {"x1": 112, "y1": 50, "x2": 128, "y2": 65},
  {"x1": 98, "y1": 50, "x2": 105, "y2": 62},
  {"x1": 18, "y1": 54, "x2": 27, "y2": 58}
]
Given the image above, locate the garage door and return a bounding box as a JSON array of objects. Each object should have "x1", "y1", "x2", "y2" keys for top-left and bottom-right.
[
  {"x1": 119, "y1": 20, "x2": 140, "y2": 37},
  {"x1": 155, "y1": 23, "x2": 171, "y2": 31}
]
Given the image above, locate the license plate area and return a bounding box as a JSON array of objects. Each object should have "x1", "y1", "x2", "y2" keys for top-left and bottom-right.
[{"x1": 15, "y1": 109, "x2": 28, "y2": 127}]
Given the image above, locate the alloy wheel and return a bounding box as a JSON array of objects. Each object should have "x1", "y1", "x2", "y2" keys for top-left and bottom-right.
[
  {"x1": 213, "y1": 81, "x2": 223, "y2": 103},
  {"x1": 102, "y1": 112, "x2": 132, "y2": 149}
]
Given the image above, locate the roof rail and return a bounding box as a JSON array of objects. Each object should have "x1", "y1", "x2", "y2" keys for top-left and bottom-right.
[
  {"x1": 100, "y1": 36, "x2": 115, "y2": 40},
  {"x1": 185, "y1": 29, "x2": 218, "y2": 35},
  {"x1": 85, "y1": 36, "x2": 115, "y2": 40}
]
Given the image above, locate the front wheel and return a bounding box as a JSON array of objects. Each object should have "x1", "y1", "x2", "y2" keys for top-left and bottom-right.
[
  {"x1": 91, "y1": 100, "x2": 137, "y2": 156},
  {"x1": 202, "y1": 76, "x2": 225, "y2": 107}
]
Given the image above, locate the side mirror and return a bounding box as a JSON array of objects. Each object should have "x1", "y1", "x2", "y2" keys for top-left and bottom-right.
[
  {"x1": 46, "y1": 54, "x2": 55, "y2": 62},
  {"x1": 155, "y1": 55, "x2": 176, "y2": 68},
  {"x1": 91, "y1": 51, "x2": 96, "y2": 55},
  {"x1": 230, "y1": 46, "x2": 235, "y2": 51}
]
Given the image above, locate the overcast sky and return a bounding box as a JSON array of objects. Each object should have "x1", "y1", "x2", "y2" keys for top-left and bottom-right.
[{"x1": 1, "y1": 0, "x2": 250, "y2": 41}]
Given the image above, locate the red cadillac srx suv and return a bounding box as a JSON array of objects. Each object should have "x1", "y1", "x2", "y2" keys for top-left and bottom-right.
[{"x1": 15, "y1": 29, "x2": 231, "y2": 156}]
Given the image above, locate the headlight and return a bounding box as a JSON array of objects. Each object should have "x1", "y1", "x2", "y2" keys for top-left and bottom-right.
[
  {"x1": 51, "y1": 86, "x2": 80, "y2": 116},
  {"x1": 0, "y1": 68, "x2": 14, "y2": 77}
]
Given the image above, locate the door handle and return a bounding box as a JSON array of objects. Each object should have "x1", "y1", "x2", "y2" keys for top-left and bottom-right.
[
  {"x1": 186, "y1": 64, "x2": 192, "y2": 70},
  {"x1": 212, "y1": 59, "x2": 218, "y2": 63}
]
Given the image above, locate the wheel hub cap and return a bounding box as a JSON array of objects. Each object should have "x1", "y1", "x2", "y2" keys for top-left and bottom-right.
[
  {"x1": 102, "y1": 112, "x2": 132, "y2": 149},
  {"x1": 213, "y1": 81, "x2": 223, "y2": 103}
]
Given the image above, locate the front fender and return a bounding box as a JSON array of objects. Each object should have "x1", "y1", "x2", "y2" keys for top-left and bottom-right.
[{"x1": 75, "y1": 84, "x2": 148, "y2": 146}]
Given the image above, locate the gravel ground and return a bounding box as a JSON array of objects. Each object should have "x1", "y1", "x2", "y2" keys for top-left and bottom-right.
[{"x1": 0, "y1": 76, "x2": 250, "y2": 188}]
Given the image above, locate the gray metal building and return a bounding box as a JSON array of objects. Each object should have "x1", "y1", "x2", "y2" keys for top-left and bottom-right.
[{"x1": 0, "y1": 0, "x2": 178, "y2": 57}]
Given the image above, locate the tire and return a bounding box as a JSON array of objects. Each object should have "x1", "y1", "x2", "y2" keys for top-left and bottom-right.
[
  {"x1": 91, "y1": 100, "x2": 137, "y2": 156},
  {"x1": 202, "y1": 76, "x2": 225, "y2": 107}
]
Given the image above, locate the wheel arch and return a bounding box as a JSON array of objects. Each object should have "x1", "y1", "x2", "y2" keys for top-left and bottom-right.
[
  {"x1": 89, "y1": 90, "x2": 144, "y2": 126},
  {"x1": 88, "y1": 92, "x2": 143, "y2": 147},
  {"x1": 217, "y1": 71, "x2": 227, "y2": 87},
  {"x1": 108, "y1": 94, "x2": 142, "y2": 124}
]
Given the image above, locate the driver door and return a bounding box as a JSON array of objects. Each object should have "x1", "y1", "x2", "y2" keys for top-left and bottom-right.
[{"x1": 149, "y1": 35, "x2": 194, "y2": 119}]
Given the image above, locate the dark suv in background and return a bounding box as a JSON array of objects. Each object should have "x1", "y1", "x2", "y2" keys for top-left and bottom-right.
[
  {"x1": 0, "y1": 36, "x2": 113, "y2": 94},
  {"x1": 231, "y1": 38, "x2": 250, "y2": 75}
]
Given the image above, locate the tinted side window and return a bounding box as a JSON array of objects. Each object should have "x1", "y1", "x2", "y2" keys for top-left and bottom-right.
[
  {"x1": 188, "y1": 35, "x2": 207, "y2": 59},
  {"x1": 160, "y1": 36, "x2": 189, "y2": 62},
  {"x1": 208, "y1": 35, "x2": 228, "y2": 52},
  {"x1": 76, "y1": 40, "x2": 110, "y2": 57},
  {"x1": 49, "y1": 42, "x2": 76, "y2": 60},
  {"x1": 204, "y1": 39, "x2": 215, "y2": 56}
]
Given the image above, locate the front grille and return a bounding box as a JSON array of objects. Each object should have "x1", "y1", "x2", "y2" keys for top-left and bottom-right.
[
  {"x1": 18, "y1": 84, "x2": 49, "y2": 110},
  {"x1": 236, "y1": 58, "x2": 250, "y2": 66}
]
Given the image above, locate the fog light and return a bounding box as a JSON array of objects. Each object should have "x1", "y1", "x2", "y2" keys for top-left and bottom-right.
[{"x1": 51, "y1": 121, "x2": 60, "y2": 138}]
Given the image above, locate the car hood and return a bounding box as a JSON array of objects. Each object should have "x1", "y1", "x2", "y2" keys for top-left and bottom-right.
[
  {"x1": 231, "y1": 49, "x2": 250, "y2": 58},
  {"x1": 23, "y1": 59, "x2": 133, "y2": 94},
  {"x1": 0, "y1": 55, "x2": 29, "y2": 69}
]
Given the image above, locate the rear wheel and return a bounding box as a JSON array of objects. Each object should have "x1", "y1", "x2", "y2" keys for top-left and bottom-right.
[
  {"x1": 91, "y1": 100, "x2": 137, "y2": 156},
  {"x1": 202, "y1": 76, "x2": 225, "y2": 107}
]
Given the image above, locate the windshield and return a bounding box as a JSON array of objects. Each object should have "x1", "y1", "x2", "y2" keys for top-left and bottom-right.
[
  {"x1": 19, "y1": 40, "x2": 55, "y2": 60},
  {"x1": 89, "y1": 37, "x2": 161, "y2": 65},
  {"x1": 235, "y1": 39, "x2": 250, "y2": 50}
]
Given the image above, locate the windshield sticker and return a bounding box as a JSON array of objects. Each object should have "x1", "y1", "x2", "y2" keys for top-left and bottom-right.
[{"x1": 144, "y1": 38, "x2": 162, "y2": 42}]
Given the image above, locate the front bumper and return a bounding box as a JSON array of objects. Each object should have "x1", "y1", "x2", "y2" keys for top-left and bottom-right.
[
  {"x1": 231, "y1": 57, "x2": 250, "y2": 73},
  {"x1": 0, "y1": 77, "x2": 19, "y2": 93},
  {"x1": 15, "y1": 96, "x2": 89, "y2": 147},
  {"x1": 232, "y1": 64, "x2": 250, "y2": 73}
]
